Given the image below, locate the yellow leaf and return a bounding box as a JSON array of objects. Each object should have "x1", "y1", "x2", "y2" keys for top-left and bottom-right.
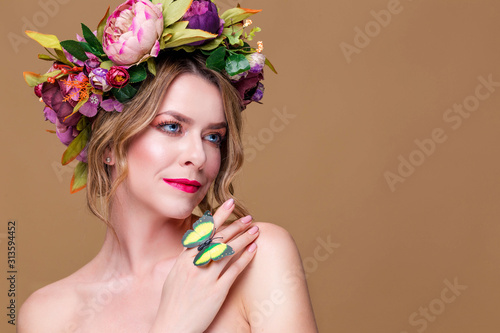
[
  {"x1": 220, "y1": 8, "x2": 261, "y2": 27},
  {"x1": 164, "y1": 29, "x2": 217, "y2": 48},
  {"x1": 97, "y1": 6, "x2": 110, "y2": 42},
  {"x1": 25, "y1": 30, "x2": 62, "y2": 50},
  {"x1": 163, "y1": 0, "x2": 193, "y2": 27},
  {"x1": 23, "y1": 70, "x2": 62, "y2": 87},
  {"x1": 70, "y1": 162, "x2": 88, "y2": 194}
]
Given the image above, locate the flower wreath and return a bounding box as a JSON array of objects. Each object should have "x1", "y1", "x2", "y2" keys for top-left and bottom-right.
[{"x1": 23, "y1": 0, "x2": 276, "y2": 194}]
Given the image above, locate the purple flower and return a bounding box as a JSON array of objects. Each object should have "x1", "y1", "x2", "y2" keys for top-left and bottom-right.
[
  {"x1": 79, "y1": 93, "x2": 103, "y2": 117},
  {"x1": 55, "y1": 121, "x2": 77, "y2": 146},
  {"x1": 100, "y1": 97, "x2": 123, "y2": 112},
  {"x1": 43, "y1": 106, "x2": 57, "y2": 124},
  {"x1": 247, "y1": 52, "x2": 266, "y2": 73},
  {"x1": 89, "y1": 68, "x2": 111, "y2": 92},
  {"x1": 54, "y1": 120, "x2": 88, "y2": 163},
  {"x1": 84, "y1": 54, "x2": 101, "y2": 73},
  {"x1": 183, "y1": 0, "x2": 224, "y2": 46},
  {"x1": 41, "y1": 80, "x2": 81, "y2": 127},
  {"x1": 232, "y1": 71, "x2": 264, "y2": 107},
  {"x1": 251, "y1": 82, "x2": 264, "y2": 102}
]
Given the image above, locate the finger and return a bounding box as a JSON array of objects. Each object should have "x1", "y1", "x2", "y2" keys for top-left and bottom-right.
[
  {"x1": 206, "y1": 225, "x2": 259, "y2": 274},
  {"x1": 212, "y1": 198, "x2": 235, "y2": 229},
  {"x1": 225, "y1": 225, "x2": 259, "y2": 254},
  {"x1": 215, "y1": 214, "x2": 253, "y2": 243},
  {"x1": 219, "y1": 241, "x2": 258, "y2": 286}
]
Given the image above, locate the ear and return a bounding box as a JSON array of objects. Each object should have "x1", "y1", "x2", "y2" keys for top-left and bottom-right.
[{"x1": 103, "y1": 145, "x2": 115, "y2": 165}]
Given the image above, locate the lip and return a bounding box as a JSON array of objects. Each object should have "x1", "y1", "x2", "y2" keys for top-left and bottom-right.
[{"x1": 163, "y1": 178, "x2": 202, "y2": 193}]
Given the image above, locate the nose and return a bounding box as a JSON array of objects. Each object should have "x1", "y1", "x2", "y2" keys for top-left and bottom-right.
[{"x1": 179, "y1": 132, "x2": 207, "y2": 169}]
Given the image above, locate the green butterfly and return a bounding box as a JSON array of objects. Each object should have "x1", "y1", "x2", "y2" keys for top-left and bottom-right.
[{"x1": 182, "y1": 211, "x2": 234, "y2": 266}]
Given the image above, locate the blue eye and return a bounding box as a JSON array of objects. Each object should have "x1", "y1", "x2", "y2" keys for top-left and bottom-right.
[
  {"x1": 205, "y1": 133, "x2": 223, "y2": 145},
  {"x1": 158, "y1": 122, "x2": 181, "y2": 134}
]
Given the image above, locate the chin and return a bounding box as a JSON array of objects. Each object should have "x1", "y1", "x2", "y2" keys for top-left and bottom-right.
[{"x1": 158, "y1": 194, "x2": 207, "y2": 220}]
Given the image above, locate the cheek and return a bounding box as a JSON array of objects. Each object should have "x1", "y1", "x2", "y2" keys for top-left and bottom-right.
[
  {"x1": 205, "y1": 148, "x2": 222, "y2": 181},
  {"x1": 127, "y1": 133, "x2": 173, "y2": 171}
]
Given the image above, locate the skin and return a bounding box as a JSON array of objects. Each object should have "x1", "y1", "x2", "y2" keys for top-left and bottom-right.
[{"x1": 17, "y1": 74, "x2": 318, "y2": 332}]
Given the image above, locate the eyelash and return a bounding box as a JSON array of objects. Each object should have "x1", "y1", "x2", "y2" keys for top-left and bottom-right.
[{"x1": 155, "y1": 121, "x2": 226, "y2": 146}]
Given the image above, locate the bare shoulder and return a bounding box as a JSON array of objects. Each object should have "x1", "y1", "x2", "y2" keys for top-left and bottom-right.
[
  {"x1": 252, "y1": 222, "x2": 302, "y2": 265},
  {"x1": 242, "y1": 221, "x2": 304, "y2": 290},
  {"x1": 18, "y1": 276, "x2": 80, "y2": 333},
  {"x1": 237, "y1": 221, "x2": 318, "y2": 332}
]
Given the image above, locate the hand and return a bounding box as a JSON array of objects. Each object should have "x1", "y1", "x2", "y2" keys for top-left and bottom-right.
[{"x1": 149, "y1": 199, "x2": 259, "y2": 333}]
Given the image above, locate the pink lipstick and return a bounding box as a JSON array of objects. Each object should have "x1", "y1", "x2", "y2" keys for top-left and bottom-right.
[{"x1": 163, "y1": 178, "x2": 201, "y2": 193}]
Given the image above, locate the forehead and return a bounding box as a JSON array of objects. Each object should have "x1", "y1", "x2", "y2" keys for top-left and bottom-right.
[{"x1": 158, "y1": 73, "x2": 226, "y2": 123}]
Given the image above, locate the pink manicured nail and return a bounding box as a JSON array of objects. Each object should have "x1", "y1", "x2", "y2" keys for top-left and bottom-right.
[
  {"x1": 240, "y1": 215, "x2": 252, "y2": 224},
  {"x1": 248, "y1": 243, "x2": 257, "y2": 252},
  {"x1": 223, "y1": 198, "x2": 234, "y2": 209},
  {"x1": 248, "y1": 226, "x2": 259, "y2": 235}
]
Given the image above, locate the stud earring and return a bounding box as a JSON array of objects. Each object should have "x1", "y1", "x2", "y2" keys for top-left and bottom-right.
[{"x1": 105, "y1": 157, "x2": 111, "y2": 163}]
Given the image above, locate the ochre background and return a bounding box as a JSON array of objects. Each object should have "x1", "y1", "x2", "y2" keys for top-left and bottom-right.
[{"x1": 1, "y1": 0, "x2": 500, "y2": 332}]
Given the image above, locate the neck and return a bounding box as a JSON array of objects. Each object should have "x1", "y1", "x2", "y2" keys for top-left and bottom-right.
[{"x1": 94, "y1": 198, "x2": 194, "y2": 279}]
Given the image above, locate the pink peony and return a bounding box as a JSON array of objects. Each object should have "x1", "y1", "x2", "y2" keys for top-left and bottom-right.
[{"x1": 103, "y1": 0, "x2": 163, "y2": 66}]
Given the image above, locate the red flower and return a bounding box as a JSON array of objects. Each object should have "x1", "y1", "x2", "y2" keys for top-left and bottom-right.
[{"x1": 106, "y1": 66, "x2": 130, "y2": 88}]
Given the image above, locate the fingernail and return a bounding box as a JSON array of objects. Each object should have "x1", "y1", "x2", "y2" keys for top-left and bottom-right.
[
  {"x1": 223, "y1": 198, "x2": 234, "y2": 209},
  {"x1": 248, "y1": 243, "x2": 257, "y2": 253},
  {"x1": 248, "y1": 226, "x2": 259, "y2": 235},
  {"x1": 240, "y1": 215, "x2": 252, "y2": 224}
]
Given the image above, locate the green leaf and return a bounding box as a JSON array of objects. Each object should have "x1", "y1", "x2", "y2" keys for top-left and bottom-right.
[
  {"x1": 206, "y1": 47, "x2": 226, "y2": 72},
  {"x1": 81, "y1": 23, "x2": 104, "y2": 55},
  {"x1": 265, "y1": 57, "x2": 277, "y2": 74},
  {"x1": 174, "y1": 34, "x2": 224, "y2": 52},
  {"x1": 128, "y1": 65, "x2": 148, "y2": 83},
  {"x1": 164, "y1": 28, "x2": 217, "y2": 48},
  {"x1": 112, "y1": 85, "x2": 138, "y2": 103},
  {"x1": 76, "y1": 116, "x2": 89, "y2": 131},
  {"x1": 163, "y1": 20, "x2": 189, "y2": 34},
  {"x1": 70, "y1": 161, "x2": 88, "y2": 194},
  {"x1": 97, "y1": 6, "x2": 110, "y2": 42},
  {"x1": 246, "y1": 26, "x2": 261, "y2": 41},
  {"x1": 54, "y1": 48, "x2": 73, "y2": 66},
  {"x1": 220, "y1": 7, "x2": 261, "y2": 27},
  {"x1": 223, "y1": 23, "x2": 243, "y2": 45},
  {"x1": 23, "y1": 70, "x2": 62, "y2": 87},
  {"x1": 25, "y1": 31, "x2": 62, "y2": 50},
  {"x1": 38, "y1": 54, "x2": 55, "y2": 61},
  {"x1": 225, "y1": 53, "x2": 250, "y2": 76},
  {"x1": 100, "y1": 60, "x2": 113, "y2": 70},
  {"x1": 60, "y1": 40, "x2": 89, "y2": 61},
  {"x1": 62, "y1": 126, "x2": 90, "y2": 165},
  {"x1": 147, "y1": 58, "x2": 157, "y2": 76},
  {"x1": 79, "y1": 42, "x2": 92, "y2": 53},
  {"x1": 163, "y1": 0, "x2": 193, "y2": 27},
  {"x1": 198, "y1": 34, "x2": 224, "y2": 51}
]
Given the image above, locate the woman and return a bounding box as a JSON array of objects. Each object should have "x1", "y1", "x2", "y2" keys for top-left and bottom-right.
[{"x1": 19, "y1": 1, "x2": 317, "y2": 331}]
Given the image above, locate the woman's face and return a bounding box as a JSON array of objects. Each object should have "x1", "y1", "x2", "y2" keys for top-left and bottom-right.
[{"x1": 121, "y1": 73, "x2": 227, "y2": 219}]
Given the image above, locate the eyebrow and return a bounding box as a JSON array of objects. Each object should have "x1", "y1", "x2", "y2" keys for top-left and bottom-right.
[{"x1": 157, "y1": 110, "x2": 227, "y2": 129}]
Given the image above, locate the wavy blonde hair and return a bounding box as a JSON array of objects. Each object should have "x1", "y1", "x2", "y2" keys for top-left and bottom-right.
[{"x1": 86, "y1": 52, "x2": 249, "y2": 231}]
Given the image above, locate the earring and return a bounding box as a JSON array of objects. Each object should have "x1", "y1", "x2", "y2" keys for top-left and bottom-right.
[{"x1": 105, "y1": 157, "x2": 111, "y2": 163}]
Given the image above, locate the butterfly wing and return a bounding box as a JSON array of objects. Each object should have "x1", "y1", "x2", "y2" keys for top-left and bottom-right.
[
  {"x1": 193, "y1": 243, "x2": 234, "y2": 266},
  {"x1": 181, "y1": 211, "x2": 215, "y2": 248}
]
